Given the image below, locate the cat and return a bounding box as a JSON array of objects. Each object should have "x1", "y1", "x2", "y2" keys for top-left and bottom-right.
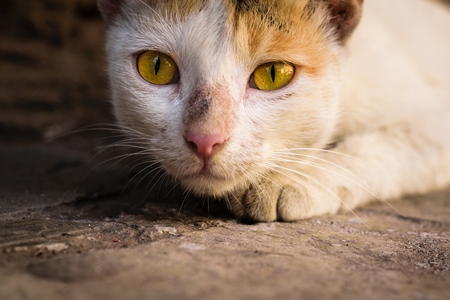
[{"x1": 97, "y1": 0, "x2": 450, "y2": 222}]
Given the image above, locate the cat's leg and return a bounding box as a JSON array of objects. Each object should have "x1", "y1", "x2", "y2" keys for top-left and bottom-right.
[{"x1": 229, "y1": 124, "x2": 450, "y2": 222}]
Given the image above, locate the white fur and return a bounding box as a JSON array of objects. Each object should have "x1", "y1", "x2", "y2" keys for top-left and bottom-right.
[{"x1": 102, "y1": 0, "x2": 450, "y2": 222}]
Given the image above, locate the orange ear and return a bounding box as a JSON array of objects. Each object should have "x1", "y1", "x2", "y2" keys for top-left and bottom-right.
[
  {"x1": 323, "y1": 0, "x2": 364, "y2": 43},
  {"x1": 97, "y1": 0, "x2": 122, "y2": 21}
]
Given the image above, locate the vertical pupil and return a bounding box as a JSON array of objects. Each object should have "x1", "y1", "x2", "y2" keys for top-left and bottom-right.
[
  {"x1": 270, "y1": 64, "x2": 276, "y2": 82},
  {"x1": 154, "y1": 56, "x2": 161, "y2": 75}
]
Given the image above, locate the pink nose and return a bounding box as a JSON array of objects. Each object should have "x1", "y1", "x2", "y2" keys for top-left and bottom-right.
[{"x1": 185, "y1": 133, "x2": 225, "y2": 162}]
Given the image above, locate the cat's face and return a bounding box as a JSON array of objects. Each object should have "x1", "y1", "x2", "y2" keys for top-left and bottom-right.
[{"x1": 99, "y1": 0, "x2": 362, "y2": 197}]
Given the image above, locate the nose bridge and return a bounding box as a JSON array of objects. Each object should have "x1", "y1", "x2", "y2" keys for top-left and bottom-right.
[
  {"x1": 186, "y1": 89, "x2": 213, "y2": 122},
  {"x1": 184, "y1": 84, "x2": 234, "y2": 137},
  {"x1": 183, "y1": 84, "x2": 234, "y2": 162}
]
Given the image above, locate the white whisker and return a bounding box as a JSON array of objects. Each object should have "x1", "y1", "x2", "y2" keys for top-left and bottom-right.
[
  {"x1": 275, "y1": 147, "x2": 360, "y2": 160},
  {"x1": 271, "y1": 155, "x2": 382, "y2": 203},
  {"x1": 122, "y1": 160, "x2": 163, "y2": 193}
]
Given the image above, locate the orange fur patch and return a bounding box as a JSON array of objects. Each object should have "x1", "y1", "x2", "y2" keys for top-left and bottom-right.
[{"x1": 227, "y1": 0, "x2": 334, "y2": 76}]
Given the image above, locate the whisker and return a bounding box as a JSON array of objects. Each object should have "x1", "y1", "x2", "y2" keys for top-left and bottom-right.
[
  {"x1": 137, "y1": 166, "x2": 168, "y2": 208},
  {"x1": 117, "y1": 154, "x2": 153, "y2": 173},
  {"x1": 178, "y1": 188, "x2": 192, "y2": 216},
  {"x1": 275, "y1": 147, "x2": 360, "y2": 160},
  {"x1": 122, "y1": 160, "x2": 162, "y2": 193},
  {"x1": 46, "y1": 122, "x2": 153, "y2": 142},
  {"x1": 271, "y1": 155, "x2": 382, "y2": 203},
  {"x1": 271, "y1": 152, "x2": 403, "y2": 214},
  {"x1": 75, "y1": 149, "x2": 151, "y2": 190},
  {"x1": 136, "y1": 164, "x2": 165, "y2": 193},
  {"x1": 146, "y1": 167, "x2": 171, "y2": 196}
]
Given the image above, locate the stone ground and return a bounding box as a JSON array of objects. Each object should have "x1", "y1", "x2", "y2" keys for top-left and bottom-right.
[
  {"x1": 1, "y1": 0, "x2": 450, "y2": 299},
  {"x1": 0, "y1": 136, "x2": 449, "y2": 300}
]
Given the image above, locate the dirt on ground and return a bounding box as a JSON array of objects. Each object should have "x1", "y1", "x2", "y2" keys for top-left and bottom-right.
[{"x1": 1, "y1": 0, "x2": 450, "y2": 299}]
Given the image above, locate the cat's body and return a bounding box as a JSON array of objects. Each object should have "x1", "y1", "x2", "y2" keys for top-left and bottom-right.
[{"x1": 98, "y1": 0, "x2": 450, "y2": 222}]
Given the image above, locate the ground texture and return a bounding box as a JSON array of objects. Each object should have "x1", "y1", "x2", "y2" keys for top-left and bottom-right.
[
  {"x1": 0, "y1": 138, "x2": 449, "y2": 300},
  {"x1": 1, "y1": 0, "x2": 450, "y2": 299}
]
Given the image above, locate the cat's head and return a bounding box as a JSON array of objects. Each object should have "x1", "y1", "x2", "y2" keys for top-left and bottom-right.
[{"x1": 98, "y1": 0, "x2": 363, "y2": 196}]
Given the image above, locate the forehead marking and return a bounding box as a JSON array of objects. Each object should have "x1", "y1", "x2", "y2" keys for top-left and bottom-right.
[{"x1": 137, "y1": 0, "x2": 208, "y2": 20}]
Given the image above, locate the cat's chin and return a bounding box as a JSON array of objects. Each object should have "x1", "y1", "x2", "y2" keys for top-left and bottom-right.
[{"x1": 178, "y1": 172, "x2": 242, "y2": 198}]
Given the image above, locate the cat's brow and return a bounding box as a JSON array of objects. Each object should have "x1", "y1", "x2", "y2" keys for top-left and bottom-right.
[{"x1": 140, "y1": 0, "x2": 207, "y2": 19}]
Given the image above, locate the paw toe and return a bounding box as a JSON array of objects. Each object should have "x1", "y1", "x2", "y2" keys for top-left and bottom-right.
[{"x1": 276, "y1": 185, "x2": 311, "y2": 221}]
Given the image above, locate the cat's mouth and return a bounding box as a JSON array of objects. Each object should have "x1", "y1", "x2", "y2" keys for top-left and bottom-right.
[{"x1": 181, "y1": 167, "x2": 229, "y2": 182}]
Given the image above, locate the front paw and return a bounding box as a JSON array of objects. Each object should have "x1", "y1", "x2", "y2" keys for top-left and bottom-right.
[{"x1": 228, "y1": 179, "x2": 315, "y2": 222}]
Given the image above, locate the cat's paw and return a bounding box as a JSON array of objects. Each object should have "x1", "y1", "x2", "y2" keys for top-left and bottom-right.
[{"x1": 228, "y1": 179, "x2": 317, "y2": 222}]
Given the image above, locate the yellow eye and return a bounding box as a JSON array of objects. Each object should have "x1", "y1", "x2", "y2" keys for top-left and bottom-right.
[
  {"x1": 137, "y1": 51, "x2": 178, "y2": 85},
  {"x1": 251, "y1": 62, "x2": 295, "y2": 91}
]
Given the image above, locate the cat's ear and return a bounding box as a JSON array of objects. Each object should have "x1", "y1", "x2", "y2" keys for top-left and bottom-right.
[
  {"x1": 97, "y1": 0, "x2": 122, "y2": 21},
  {"x1": 323, "y1": 0, "x2": 364, "y2": 43}
]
